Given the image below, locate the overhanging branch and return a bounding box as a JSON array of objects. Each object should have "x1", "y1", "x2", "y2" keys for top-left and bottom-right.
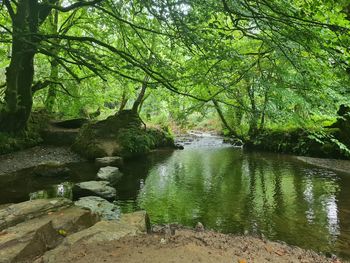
[{"x1": 50, "y1": 0, "x2": 103, "y2": 12}]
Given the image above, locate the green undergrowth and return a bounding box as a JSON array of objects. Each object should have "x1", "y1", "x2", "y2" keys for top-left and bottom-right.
[
  {"x1": 0, "y1": 109, "x2": 50, "y2": 154},
  {"x1": 72, "y1": 110, "x2": 175, "y2": 159},
  {"x1": 117, "y1": 127, "x2": 174, "y2": 158},
  {"x1": 246, "y1": 127, "x2": 350, "y2": 159}
]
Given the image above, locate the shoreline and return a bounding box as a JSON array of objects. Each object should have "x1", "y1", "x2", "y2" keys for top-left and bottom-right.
[
  {"x1": 296, "y1": 156, "x2": 350, "y2": 174},
  {"x1": 39, "y1": 226, "x2": 347, "y2": 263}
]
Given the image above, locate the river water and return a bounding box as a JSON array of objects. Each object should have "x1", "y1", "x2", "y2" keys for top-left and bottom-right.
[{"x1": 0, "y1": 135, "x2": 349, "y2": 258}]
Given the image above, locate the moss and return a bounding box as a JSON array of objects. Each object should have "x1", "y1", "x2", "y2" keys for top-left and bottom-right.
[
  {"x1": 0, "y1": 109, "x2": 51, "y2": 155},
  {"x1": 246, "y1": 127, "x2": 349, "y2": 159},
  {"x1": 72, "y1": 110, "x2": 175, "y2": 159}
]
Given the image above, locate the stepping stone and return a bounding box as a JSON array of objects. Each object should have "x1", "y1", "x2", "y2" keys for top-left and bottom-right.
[
  {"x1": 97, "y1": 166, "x2": 122, "y2": 182},
  {"x1": 73, "y1": 181, "x2": 116, "y2": 200},
  {"x1": 95, "y1": 156, "x2": 123, "y2": 167},
  {"x1": 75, "y1": 196, "x2": 120, "y2": 220}
]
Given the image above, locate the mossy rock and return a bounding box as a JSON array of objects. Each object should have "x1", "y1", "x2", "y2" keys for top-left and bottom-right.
[{"x1": 72, "y1": 110, "x2": 174, "y2": 159}]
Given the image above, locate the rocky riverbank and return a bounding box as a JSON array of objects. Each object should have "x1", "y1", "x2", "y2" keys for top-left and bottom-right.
[{"x1": 0, "y1": 198, "x2": 345, "y2": 263}]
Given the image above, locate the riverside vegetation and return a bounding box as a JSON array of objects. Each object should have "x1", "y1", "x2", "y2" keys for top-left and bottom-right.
[{"x1": 0, "y1": 1, "x2": 350, "y2": 262}]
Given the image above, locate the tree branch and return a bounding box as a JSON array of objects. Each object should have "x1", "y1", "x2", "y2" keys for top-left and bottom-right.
[
  {"x1": 50, "y1": 0, "x2": 103, "y2": 12},
  {"x1": 3, "y1": 0, "x2": 15, "y2": 21}
]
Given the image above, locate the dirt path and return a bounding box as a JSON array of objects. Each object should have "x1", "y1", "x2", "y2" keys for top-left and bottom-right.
[
  {"x1": 0, "y1": 146, "x2": 83, "y2": 176},
  {"x1": 41, "y1": 229, "x2": 343, "y2": 263}
]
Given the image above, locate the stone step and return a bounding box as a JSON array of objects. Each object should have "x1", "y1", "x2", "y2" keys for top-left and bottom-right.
[
  {"x1": 0, "y1": 206, "x2": 99, "y2": 263},
  {"x1": 0, "y1": 198, "x2": 72, "y2": 231}
]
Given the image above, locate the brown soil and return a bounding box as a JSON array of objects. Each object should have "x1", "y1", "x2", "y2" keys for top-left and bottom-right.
[{"x1": 43, "y1": 229, "x2": 342, "y2": 263}]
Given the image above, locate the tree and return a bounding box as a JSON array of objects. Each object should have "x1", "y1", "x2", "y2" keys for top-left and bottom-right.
[{"x1": 0, "y1": 0, "x2": 102, "y2": 133}]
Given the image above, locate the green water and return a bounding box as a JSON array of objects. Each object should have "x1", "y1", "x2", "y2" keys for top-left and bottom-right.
[
  {"x1": 1, "y1": 142, "x2": 350, "y2": 258},
  {"x1": 132, "y1": 147, "x2": 350, "y2": 258}
]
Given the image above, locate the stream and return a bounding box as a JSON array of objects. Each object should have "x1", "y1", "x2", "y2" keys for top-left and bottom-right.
[{"x1": 0, "y1": 134, "x2": 350, "y2": 259}]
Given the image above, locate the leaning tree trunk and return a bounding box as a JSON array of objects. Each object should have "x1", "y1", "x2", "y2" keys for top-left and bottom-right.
[
  {"x1": 132, "y1": 75, "x2": 150, "y2": 113},
  {"x1": 212, "y1": 99, "x2": 244, "y2": 140},
  {"x1": 0, "y1": 0, "x2": 55, "y2": 133}
]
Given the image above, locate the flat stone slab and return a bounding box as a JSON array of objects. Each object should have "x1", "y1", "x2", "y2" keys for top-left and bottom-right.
[
  {"x1": 0, "y1": 198, "x2": 72, "y2": 231},
  {"x1": 97, "y1": 166, "x2": 122, "y2": 182},
  {"x1": 95, "y1": 156, "x2": 123, "y2": 167},
  {"x1": 39, "y1": 211, "x2": 149, "y2": 263},
  {"x1": 0, "y1": 206, "x2": 98, "y2": 263},
  {"x1": 73, "y1": 181, "x2": 116, "y2": 200},
  {"x1": 75, "y1": 196, "x2": 120, "y2": 220},
  {"x1": 0, "y1": 219, "x2": 59, "y2": 263}
]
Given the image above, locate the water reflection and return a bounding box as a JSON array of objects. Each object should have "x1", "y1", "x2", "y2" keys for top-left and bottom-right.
[
  {"x1": 30, "y1": 182, "x2": 73, "y2": 200},
  {"x1": 137, "y1": 147, "x2": 350, "y2": 258}
]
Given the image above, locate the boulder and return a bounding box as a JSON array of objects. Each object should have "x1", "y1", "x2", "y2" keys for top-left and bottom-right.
[
  {"x1": 0, "y1": 219, "x2": 60, "y2": 263},
  {"x1": 96, "y1": 166, "x2": 122, "y2": 182},
  {"x1": 39, "y1": 211, "x2": 150, "y2": 263},
  {"x1": 0, "y1": 206, "x2": 98, "y2": 263},
  {"x1": 0, "y1": 198, "x2": 72, "y2": 231},
  {"x1": 74, "y1": 196, "x2": 120, "y2": 220},
  {"x1": 72, "y1": 181, "x2": 116, "y2": 200},
  {"x1": 72, "y1": 110, "x2": 174, "y2": 159},
  {"x1": 95, "y1": 156, "x2": 123, "y2": 167}
]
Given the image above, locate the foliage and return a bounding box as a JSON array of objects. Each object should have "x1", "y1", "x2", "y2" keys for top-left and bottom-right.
[{"x1": 0, "y1": 0, "x2": 349, "y2": 157}]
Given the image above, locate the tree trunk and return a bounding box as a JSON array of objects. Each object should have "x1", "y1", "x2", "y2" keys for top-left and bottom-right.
[
  {"x1": 212, "y1": 99, "x2": 243, "y2": 140},
  {"x1": 0, "y1": 1, "x2": 39, "y2": 133},
  {"x1": 132, "y1": 75, "x2": 150, "y2": 113},
  {"x1": 118, "y1": 90, "x2": 128, "y2": 112},
  {"x1": 247, "y1": 85, "x2": 259, "y2": 137},
  {"x1": 0, "y1": 0, "x2": 57, "y2": 133}
]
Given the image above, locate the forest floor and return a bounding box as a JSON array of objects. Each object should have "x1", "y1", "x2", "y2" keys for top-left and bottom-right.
[
  {"x1": 40, "y1": 229, "x2": 342, "y2": 263},
  {"x1": 0, "y1": 146, "x2": 83, "y2": 175}
]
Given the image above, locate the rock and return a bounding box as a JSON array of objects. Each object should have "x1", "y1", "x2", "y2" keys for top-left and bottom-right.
[
  {"x1": 73, "y1": 181, "x2": 116, "y2": 200},
  {"x1": 95, "y1": 156, "x2": 123, "y2": 167},
  {"x1": 119, "y1": 210, "x2": 151, "y2": 233},
  {"x1": 223, "y1": 137, "x2": 244, "y2": 147},
  {"x1": 0, "y1": 219, "x2": 60, "y2": 263},
  {"x1": 39, "y1": 211, "x2": 149, "y2": 263},
  {"x1": 72, "y1": 110, "x2": 174, "y2": 159},
  {"x1": 175, "y1": 144, "x2": 184, "y2": 150},
  {"x1": 32, "y1": 161, "x2": 71, "y2": 177},
  {"x1": 74, "y1": 196, "x2": 120, "y2": 220},
  {"x1": 96, "y1": 166, "x2": 123, "y2": 182},
  {"x1": 0, "y1": 206, "x2": 98, "y2": 263},
  {"x1": 34, "y1": 166, "x2": 71, "y2": 177},
  {"x1": 0, "y1": 198, "x2": 72, "y2": 231},
  {"x1": 195, "y1": 222, "x2": 204, "y2": 232},
  {"x1": 49, "y1": 206, "x2": 100, "y2": 234}
]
